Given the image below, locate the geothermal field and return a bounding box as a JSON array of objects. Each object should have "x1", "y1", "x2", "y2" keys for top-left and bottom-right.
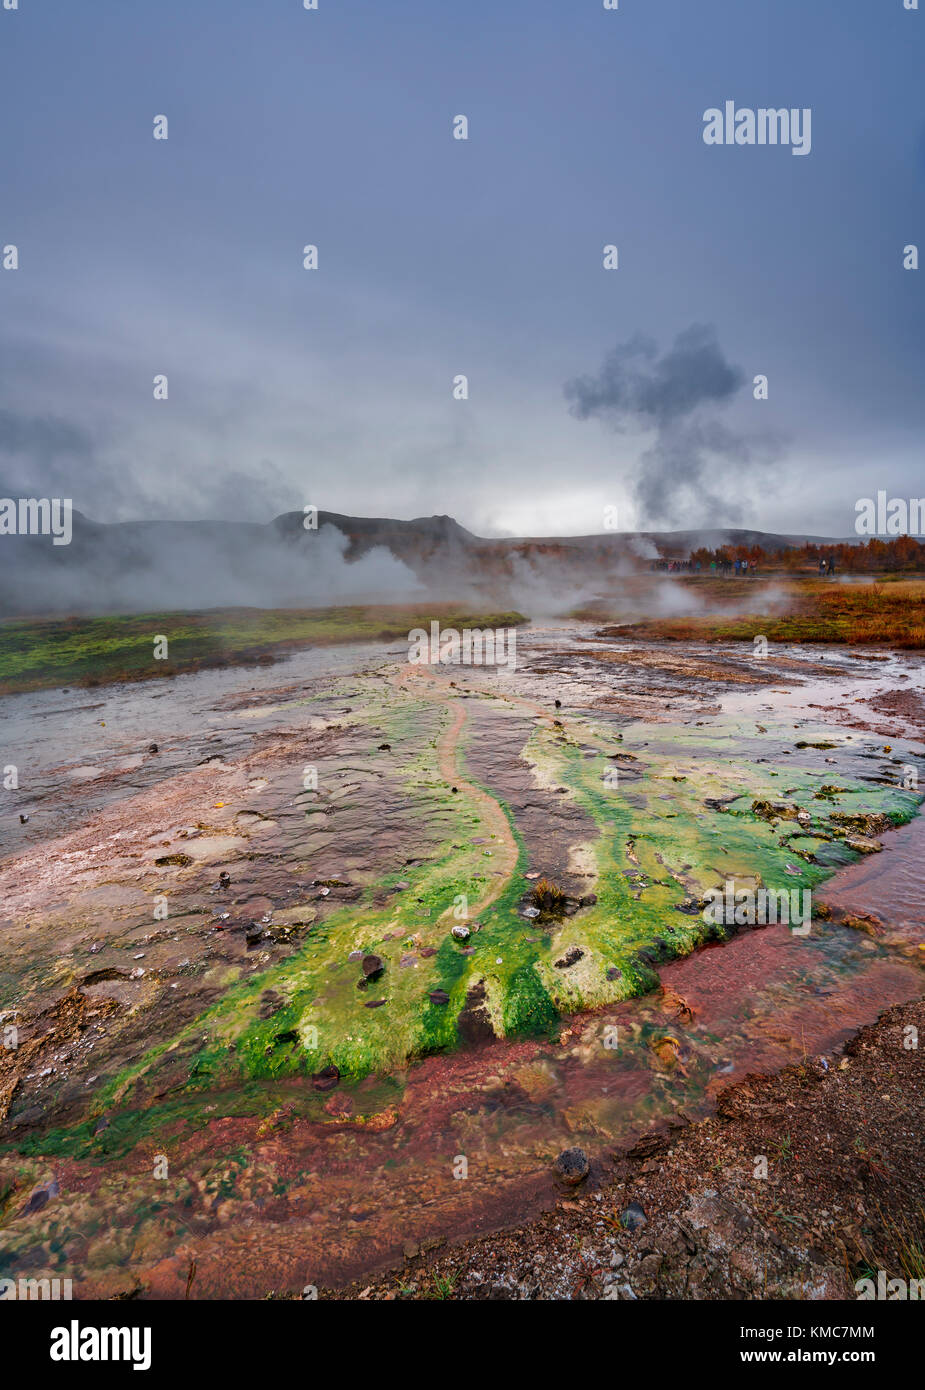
[
  {"x1": 2, "y1": 581, "x2": 924, "y2": 1303},
  {"x1": 3, "y1": 0, "x2": 922, "y2": 1362}
]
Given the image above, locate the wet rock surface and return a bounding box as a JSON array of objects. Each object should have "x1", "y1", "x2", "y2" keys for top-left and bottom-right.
[{"x1": 324, "y1": 999, "x2": 925, "y2": 1300}]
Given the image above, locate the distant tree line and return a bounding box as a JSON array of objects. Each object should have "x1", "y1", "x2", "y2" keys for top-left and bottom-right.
[{"x1": 686, "y1": 535, "x2": 925, "y2": 573}]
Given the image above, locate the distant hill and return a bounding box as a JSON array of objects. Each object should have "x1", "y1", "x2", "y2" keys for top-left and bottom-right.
[{"x1": 0, "y1": 507, "x2": 861, "y2": 617}]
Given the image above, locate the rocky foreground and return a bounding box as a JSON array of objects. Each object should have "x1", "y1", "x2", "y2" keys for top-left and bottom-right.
[{"x1": 324, "y1": 998, "x2": 925, "y2": 1300}]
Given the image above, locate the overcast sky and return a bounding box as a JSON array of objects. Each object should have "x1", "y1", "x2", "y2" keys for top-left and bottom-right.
[{"x1": 1, "y1": 0, "x2": 922, "y2": 537}]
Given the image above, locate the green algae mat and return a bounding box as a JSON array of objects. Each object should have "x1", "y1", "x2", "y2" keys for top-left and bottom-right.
[{"x1": 88, "y1": 672, "x2": 922, "y2": 1119}]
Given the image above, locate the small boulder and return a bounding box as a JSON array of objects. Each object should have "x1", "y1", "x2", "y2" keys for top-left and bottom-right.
[
  {"x1": 555, "y1": 1147, "x2": 590, "y2": 1185},
  {"x1": 620, "y1": 1202, "x2": 648, "y2": 1231}
]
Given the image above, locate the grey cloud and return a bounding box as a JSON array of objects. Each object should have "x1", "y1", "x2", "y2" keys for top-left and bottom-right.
[{"x1": 0, "y1": 408, "x2": 94, "y2": 460}]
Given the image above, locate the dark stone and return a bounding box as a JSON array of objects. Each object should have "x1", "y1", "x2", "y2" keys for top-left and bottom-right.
[
  {"x1": 362, "y1": 953, "x2": 384, "y2": 980},
  {"x1": 554, "y1": 946, "x2": 584, "y2": 970},
  {"x1": 312, "y1": 1065, "x2": 340, "y2": 1092},
  {"x1": 24, "y1": 1180, "x2": 58, "y2": 1214},
  {"x1": 674, "y1": 900, "x2": 700, "y2": 916},
  {"x1": 148, "y1": 743, "x2": 159, "y2": 754},
  {"x1": 620, "y1": 1202, "x2": 648, "y2": 1231},
  {"x1": 606, "y1": 966, "x2": 623, "y2": 981},
  {"x1": 428, "y1": 989, "x2": 450, "y2": 1006},
  {"x1": 364, "y1": 999, "x2": 387, "y2": 1009},
  {"x1": 378, "y1": 743, "x2": 391, "y2": 751},
  {"x1": 554, "y1": 1147, "x2": 590, "y2": 1185}
]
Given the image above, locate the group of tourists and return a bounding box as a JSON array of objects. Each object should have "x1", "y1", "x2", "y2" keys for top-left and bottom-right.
[{"x1": 708, "y1": 557, "x2": 757, "y2": 576}]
